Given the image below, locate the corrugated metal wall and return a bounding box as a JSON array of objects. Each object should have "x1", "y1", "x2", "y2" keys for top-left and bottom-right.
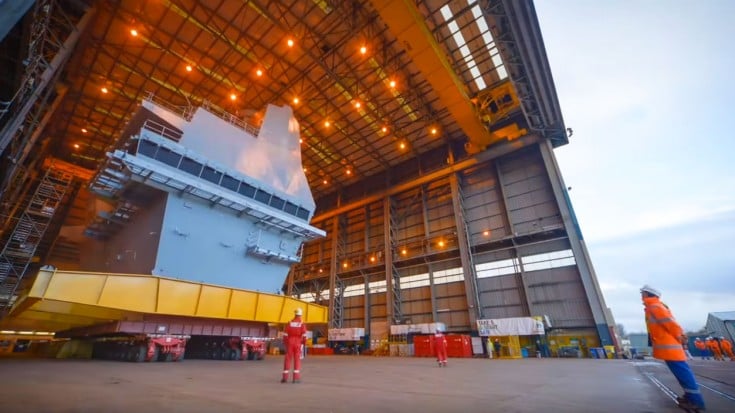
[{"x1": 291, "y1": 143, "x2": 608, "y2": 340}]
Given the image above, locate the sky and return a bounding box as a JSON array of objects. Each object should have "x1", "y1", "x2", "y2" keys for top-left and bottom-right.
[{"x1": 534, "y1": 0, "x2": 735, "y2": 333}]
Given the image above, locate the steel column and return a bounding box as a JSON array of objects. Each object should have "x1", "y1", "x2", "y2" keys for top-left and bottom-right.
[{"x1": 448, "y1": 173, "x2": 481, "y2": 326}]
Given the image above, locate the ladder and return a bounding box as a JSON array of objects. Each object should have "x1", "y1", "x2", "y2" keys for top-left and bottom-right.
[{"x1": 0, "y1": 167, "x2": 73, "y2": 312}]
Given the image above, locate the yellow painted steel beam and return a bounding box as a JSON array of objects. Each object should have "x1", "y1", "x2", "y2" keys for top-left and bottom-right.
[
  {"x1": 370, "y1": 0, "x2": 501, "y2": 153},
  {"x1": 5, "y1": 268, "x2": 328, "y2": 332},
  {"x1": 42, "y1": 157, "x2": 96, "y2": 181}
]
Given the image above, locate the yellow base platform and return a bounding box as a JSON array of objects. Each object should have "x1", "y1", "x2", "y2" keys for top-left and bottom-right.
[{"x1": 2, "y1": 267, "x2": 327, "y2": 332}]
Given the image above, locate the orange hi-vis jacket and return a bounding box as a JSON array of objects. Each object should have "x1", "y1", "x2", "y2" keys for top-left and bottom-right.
[
  {"x1": 707, "y1": 339, "x2": 722, "y2": 354},
  {"x1": 694, "y1": 340, "x2": 706, "y2": 351},
  {"x1": 643, "y1": 296, "x2": 686, "y2": 361},
  {"x1": 721, "y1": 338, "x2": 733, "y2": 352}
]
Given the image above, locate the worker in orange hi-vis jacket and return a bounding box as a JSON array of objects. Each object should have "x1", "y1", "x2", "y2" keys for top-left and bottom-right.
[
  {"x1": 706, "y1": 337, "x2": 724, "y2": 361},
  {"x1": 693, "y1": 338, "x2": 708, "y2": 360},
  {"x1": 281, "y1": 308, "x2": 307, "y2": 383},
  {"x1": 641, "y1": 285, "x2": 705, "y2": 411},
  {"x1": 434, "y1": 328, "x2": 448, "y2": 367},
  {"x1": 720, "y1": 337, "x2": 734, "y2": 361}
]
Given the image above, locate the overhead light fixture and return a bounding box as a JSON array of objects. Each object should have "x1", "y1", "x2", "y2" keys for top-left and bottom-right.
[
  {"x1": 483, "y1": 230, "x2": 490, "y2": 236},
  {"x1": 130, "y1": 29, "x2": 138, "y2": 37},
  {"x1": 342, "y1": 262, "x2": 348, "y2": 268},
  {"x1": 360, "y1": 45, "x2": 367, "y2": 55},
  {"x1": 81, "y1": 128, "x2": 88, "y2": 133},
  {"x1": 256, "y1": 69, "x2": 263, "y2": 77},
  {"x1": 293, "y1": 97, "x2": 299, "y2": 104},
  {"x1": 346, "y1": 169, "x2": 352, "y2": 175},
  {"x1": 303, "y1": 167, "x2": 308, "y2": 172},
  {"x1": 400, "y1": 248, "x2": 407, "y2": 255},
  {"x1": 322, "y1": 179, "x2": 328, "y2": 185},
  {"x1": 287, "y1": 38, "x2": 294, "y2": 47},
  {"x1": 370, "y1": 256, "x2": 376, "y2": 263},
  {"x1": 185, "y1": 64, "x2": 193, "y2": 72},
  {"x1": 324, "y1": 120, "x2": 331, "y2": 127},
  {"x1": 381, "y1": 125, "x2": 388, "y2": 133},
  {"x1": 399, "y1": 141, "x2": 406, "y2": 150},
  {"x1": 430, "y1": 127, "x2": 438, "y2": 135},
  {"x1": 101, "y1": 87, "x2": 108, "y2": 94},
  {"x1": 73, "y1": 143, "x2": 80, "y2": 149},
  {"x1": 353, "y1": 100, "x2": 361, "y2": 109},
  {"x1": 437, "y1": 240, "x2": 445, "y2": 248},
  {"x1": 230, "y1": 93, "x2": 237, "y2": 101},
  {"x1": 299, "y1": 138, "x2": 303, "y2": 144},
  {"x1": 389, "y1": 80, "x2": 396, "y2": 88}
]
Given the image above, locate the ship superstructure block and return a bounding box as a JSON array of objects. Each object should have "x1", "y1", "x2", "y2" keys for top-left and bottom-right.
[{"x1": 84, "y1": 96, "x2": 325, "y2": 292}]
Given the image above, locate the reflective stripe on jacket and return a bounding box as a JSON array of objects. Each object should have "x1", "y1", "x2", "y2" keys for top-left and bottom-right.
[{"x1": 643, "y1": 296, "x2": 685, "y2": 361}]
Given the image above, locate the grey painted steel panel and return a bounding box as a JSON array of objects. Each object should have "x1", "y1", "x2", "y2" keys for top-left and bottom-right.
[{"x1": 525, "y1": 267, "x2": 594, "y2": 328}]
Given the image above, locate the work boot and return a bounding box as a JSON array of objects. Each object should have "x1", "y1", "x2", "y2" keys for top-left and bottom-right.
[
  {"x1": 677, "y1": 396, "x2": 705, "y2": 412},
  {"x1": 281, "y1": 378, "x2": 287, "y2": 383}
]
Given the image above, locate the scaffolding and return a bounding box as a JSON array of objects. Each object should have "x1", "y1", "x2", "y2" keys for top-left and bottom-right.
[{"x1": 0, "y1": 167, "x2": 73, "y2": 312}]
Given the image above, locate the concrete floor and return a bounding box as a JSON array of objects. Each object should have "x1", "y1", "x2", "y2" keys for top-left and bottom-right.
[{"x1": 0, "y1": 356, "x2": 732, "y2": 413}]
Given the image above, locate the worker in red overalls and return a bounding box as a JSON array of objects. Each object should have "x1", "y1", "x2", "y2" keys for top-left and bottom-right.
[
  {"x1": 434, "y1": 327, "x2": 448, "y2": 367},
  {"x1": 282, "y1": 308, "x2": 307, "y2": 383}
]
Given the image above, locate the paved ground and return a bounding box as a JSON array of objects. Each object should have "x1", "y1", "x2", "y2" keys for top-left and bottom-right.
[{"x1": 0, "y1": 356, "x2": 732, "y2": 412}]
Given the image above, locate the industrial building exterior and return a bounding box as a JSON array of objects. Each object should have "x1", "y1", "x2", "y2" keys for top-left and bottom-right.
[{"x1": 0, "y1": 0, "x2": 615, "y2": 356}]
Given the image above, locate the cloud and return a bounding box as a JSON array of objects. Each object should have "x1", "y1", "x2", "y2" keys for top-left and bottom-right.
[{"x1": 588, "y1": 210, "x2": 735, "y2": 332}]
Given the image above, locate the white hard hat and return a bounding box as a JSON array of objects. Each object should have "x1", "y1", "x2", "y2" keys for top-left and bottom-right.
[
  {"x1": 294, "y1": 308, "x2": 303, "y2": 316},
  {"x1": 640, "y1": 284, "x2": 661, "y2": 297}
]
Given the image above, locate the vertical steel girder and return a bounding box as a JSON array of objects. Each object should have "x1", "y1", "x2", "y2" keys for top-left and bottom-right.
[
  {"x1": 448, "y1": 173, "x2": 481, "y2": 325},
  {"x1": 328, "y1": 216, "x2": 345, "y2": 328},
  {"x1": 383, "y1": 196, "x2": 402, "y2": 325},
  {"x1": 494, "y1": 160, "x2": 535, "y2": 317}
]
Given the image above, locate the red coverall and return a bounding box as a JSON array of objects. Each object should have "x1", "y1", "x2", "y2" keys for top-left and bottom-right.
[
  {"x1": 434, "y1": 331, "x2": 448, "y2": 366},
  {"x1": 282, "y1": 315, "x2": 307, "y2": 382}
]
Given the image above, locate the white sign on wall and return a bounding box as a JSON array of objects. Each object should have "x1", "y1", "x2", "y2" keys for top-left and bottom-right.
[{"x1": 476, "y1": 317, "x2": 545, "y2": 336}]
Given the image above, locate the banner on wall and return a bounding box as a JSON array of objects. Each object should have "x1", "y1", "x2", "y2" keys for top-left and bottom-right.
[{"x1": 476, "y1": 317, "x2": 545, "y2": 336}]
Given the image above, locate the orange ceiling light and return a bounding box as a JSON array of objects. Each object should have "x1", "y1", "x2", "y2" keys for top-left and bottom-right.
[
  {"x1": 324, "y1": 120, "x2": 331, "y2": 127},
  {"x1": 230, "y1": 93, "x2": 237, "y2": 101},
  {"x1": 185, "y1": 64, "x2": 193, "y2": 72},
  {"x1": 342, "y1": 262, "x2": 348, "y2": 268},
  {"x1": 287, "y1": 38, "x2": 294, "y2": 47},
  {"x1": 292, "y1": 97, "x2": 299, "y2": 104},
  {"x1": 389, "y1": 79, "x2": 396, "y2": 88},
  {"x1": 360, "y1": 45, "x2": 367, "y2": 55},
  {"x1": 381, "y1": 125, "x2": 388, "y2": 133},
  {"x1": 400, "y1": 248, "x2": 407, "y2": 255},
  {"x1": 430, "y1": 126, "x2": 438, "y2": 135},
  {"x1": 399, "y1": 141, "x2": 406, "y2": 150},
  {"x1": 353, "y1": 100, "x2": 362, "y2": 109},
  {"x1": 130, "y1": 29, "x2": 138, "y2": 37},
  {"x1": 437, "y1": 240, "x2": 445, "y2": 248},
  {"x1": 73, "y1": 143, "x2": 80, "y2": 149},
  {"x1": 303, "y1": 167, "x2": 307, "y2": 172},
  {"x1": 370, "y1": 256, "x2": 376, "y2": 263},
  {"x1": 299, "y1": 138, "x2": 303, "y2": 144},
  {"x1": 81, "y1": 128, "x2": 88, "y2": 133},
  {"x1": 256, "y1": 68, "x2": 263, "y2": 77},
  {"x1": 483, "y1": 230, "x2": 490, "y2": 236},
  {"x1": 100, "y1": 87, "x2": 108, "y2": 94},
  {"x1": 345, "y1": 169, "x2": 352, "y2": 176},
  {"x1": 322, "y1": 179, "x2": 328, "y2": 185}
]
